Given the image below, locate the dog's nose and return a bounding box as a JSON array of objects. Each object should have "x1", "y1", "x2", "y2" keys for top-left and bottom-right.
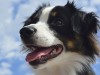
[{"x1": 20, "y1": 27, "x2": 37, "y2": 38}]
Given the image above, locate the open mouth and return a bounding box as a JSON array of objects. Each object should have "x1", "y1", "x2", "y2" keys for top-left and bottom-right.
[{"x1": 26, "y1": 44, "x2": 63, "y2": 66}]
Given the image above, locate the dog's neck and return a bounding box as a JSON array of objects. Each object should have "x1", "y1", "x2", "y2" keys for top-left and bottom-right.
[
  {"x1": 34, "y1": 53, "x2": 95, "y2": 75},
  {"x1": 35, "y1": 65, "x2": 94, "y2": 75},
  {"x1": 35, "y1": 65, "x2": 77, "y2": 75}
]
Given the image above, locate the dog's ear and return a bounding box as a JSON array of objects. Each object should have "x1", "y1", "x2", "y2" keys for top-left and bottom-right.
[
  {"x1": 64, "y1": 1, "x2": 77, "y2": 14},
  {"x1": 71, "y1": 12, "x2": 99, "y2": 35}
]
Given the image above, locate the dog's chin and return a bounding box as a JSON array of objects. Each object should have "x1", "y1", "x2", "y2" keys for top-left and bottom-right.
[{"x1": 25, "y1": 44, "x2": 63, "y2": 69}]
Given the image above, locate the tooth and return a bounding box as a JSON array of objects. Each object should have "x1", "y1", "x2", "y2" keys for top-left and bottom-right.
[
  {"x1": 53, "y1": 49, "x2": 57, "y2": 54},
  {"x1": 50, "y1": 49, "x2": 56, "y2": 55},
  {"x1": 40, "y1": 56, "x2": 44, "y2": 60},
  {"x1": 51, "y1": 52, "x2": 54, "y2": 55}
]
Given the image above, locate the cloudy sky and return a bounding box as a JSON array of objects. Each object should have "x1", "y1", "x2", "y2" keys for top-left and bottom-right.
[{"x1": 0, "y1": 0, "x2": 100, "y2": 75}]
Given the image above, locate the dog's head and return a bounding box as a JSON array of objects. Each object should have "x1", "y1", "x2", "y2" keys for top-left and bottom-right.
[{"x1": 20, "y1": 2, "x2": 99, "y2": 69}]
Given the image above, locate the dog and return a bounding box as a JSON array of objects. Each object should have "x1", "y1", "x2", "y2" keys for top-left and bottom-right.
[{"x1": 19, "y1": 2, "x2": 99, "y2": 75}]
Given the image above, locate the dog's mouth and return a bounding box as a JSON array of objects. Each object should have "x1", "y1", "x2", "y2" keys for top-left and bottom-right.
[{"x1": 26, "y1": 44, "x2": 63, "y2": 66}]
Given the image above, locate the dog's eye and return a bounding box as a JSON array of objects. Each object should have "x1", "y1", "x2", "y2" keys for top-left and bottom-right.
[
  {"x1": 56, "y1": 18, "x2": 64, "y2": 26},
  {"x1": 57, "y1": 19, "x2": 63, "y2": 26},
  {"x1": 51, "y1": 18, "x2": 64, "y2": 27}
]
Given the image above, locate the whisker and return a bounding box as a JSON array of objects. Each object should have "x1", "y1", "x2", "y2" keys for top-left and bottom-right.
[{"x1": 20, "y1": 43, "x2": 35, "y2": 54}]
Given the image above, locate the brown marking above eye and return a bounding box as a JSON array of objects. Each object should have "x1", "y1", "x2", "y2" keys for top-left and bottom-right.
[
  {"x1": 51, "y1": 12, "x2": 57, "y2": 17},
  {"x1": 67, "y1": 40, "x2": 75, "y2": 49}
]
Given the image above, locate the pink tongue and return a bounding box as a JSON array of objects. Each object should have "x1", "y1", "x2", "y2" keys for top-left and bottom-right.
[{"x1": 26, "y1": 48, "x2": 51, "y2": 62}]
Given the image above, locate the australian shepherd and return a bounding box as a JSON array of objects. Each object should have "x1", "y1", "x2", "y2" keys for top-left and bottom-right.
[{"x1": 19, "y1": 1, "x2": 99, "y2": 75}]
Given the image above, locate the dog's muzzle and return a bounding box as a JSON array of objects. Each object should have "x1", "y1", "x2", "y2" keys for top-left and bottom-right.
[{"x1": 20, "y1": 27, "x2": 37, "y2": 38}]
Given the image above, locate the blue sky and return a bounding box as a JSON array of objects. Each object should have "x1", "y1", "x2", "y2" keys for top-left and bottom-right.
[{"x1": 0, "y1": 0, "x2": 100, "y2": 75}]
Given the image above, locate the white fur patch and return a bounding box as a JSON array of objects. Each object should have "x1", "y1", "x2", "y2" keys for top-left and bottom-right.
[
  {"x1": 39, "y1": 7, "x2": 54, "y2": 22},
  {"x1": 34, "y1": 52, "x2": 93, "y2": 75}
]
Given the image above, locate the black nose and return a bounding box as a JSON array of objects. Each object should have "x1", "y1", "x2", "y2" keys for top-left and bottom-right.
[{"x1": 20, "y1": 27, "x2": 37, "y2": 38}]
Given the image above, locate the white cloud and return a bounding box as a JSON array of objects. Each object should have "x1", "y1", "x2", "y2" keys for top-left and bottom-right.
[
  {"x1": 82, "y1": 6, "x2": 96, "y2": 12},
  {"x1": 26, "y1": 73, "x2": 34, "y2": 75},
  {"x1": 0, "y1": 62, "x2": 11, "y2": 68},
  {"x1": 0, "y1": 68, "x2": 13, "y2": 75},
  {"x1": 12, "y1": 0, "x2": 22, "y2": 3},
  {"x1": 19, "y1": 62, "x2": 32, "y2": 71},
  {"x1": 0, "y1": 36, "x2": 21, "y2": 60},
  {"x1": 0, "y1": 62, "x2": 13, "y2": 75},
  {"x1": 1, "y1": 36, "x2": 20, "y2": 52},
  {"x1": 0, "y1": 0, "x2": 13, "y2": 23},
  {"x1": 0, "y1": 0, "x2": 23, "y2": 61},
  {"x1": 91, "y1": 0, "x2": 100, "y2": 6},
  {"x1": 18, "y1": 63, "x2": 35, "y2": 75}
]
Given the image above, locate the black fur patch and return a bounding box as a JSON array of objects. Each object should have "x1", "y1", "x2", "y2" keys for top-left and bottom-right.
[
  {"x1": 47, "y1": 2, "x2": 99, "y2": 57},
  {"x1": 24, "y1": 4, "x2": 50, "y2": 26}
]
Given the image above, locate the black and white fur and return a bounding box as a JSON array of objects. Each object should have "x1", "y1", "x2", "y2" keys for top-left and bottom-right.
[{"x1": 20, "y1": 2, "x2": 99, "y2": 75}]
